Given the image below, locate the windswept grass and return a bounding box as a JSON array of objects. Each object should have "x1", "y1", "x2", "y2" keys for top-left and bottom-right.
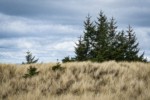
[{"x1": 0, "y1": 61, "x2": 150, "y2": 100}]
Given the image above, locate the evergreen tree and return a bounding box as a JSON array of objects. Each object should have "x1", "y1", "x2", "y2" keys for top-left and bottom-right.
[
  {"x1": 83, "y1": 14, "x2": 96, "y2": 60},
  {"x1": 75, "y1": 36, "x2": 87, "y2": 61},
  {"x1": 62, "y1": 56, "x2": 71, "y2": 63},
  {"x1": 125, "y1": 25, "x2": 146, "y2": 61},
  {"x1": 62, "y1": 56, "x2": 75, "y2": 63},
  {"x1": 73, "y1": 11, "x2": 146, "y2": 62},
  {"x1": 22, "y1": 51, "x2": 39, "y2": 64},
  {"x1": 74, "y1": 15, "x2": 96, "y2": 61},
  {"x1": 23, "y1": 66, "x2": 39, "y2": 78},
  {"x1": 107, "y1": 17, "x2": 118, "y2": 60},
  {"x1": 94, "y1": 11, "x2": 109, "y2": 62},
  {"x1": 115, "y1": 30, "x2": 128, "y2": 61}
]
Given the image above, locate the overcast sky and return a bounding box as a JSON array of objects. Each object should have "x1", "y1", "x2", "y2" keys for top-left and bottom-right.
[{"x1": 0, "y1": 0, "x2": 150, "y2": 63}]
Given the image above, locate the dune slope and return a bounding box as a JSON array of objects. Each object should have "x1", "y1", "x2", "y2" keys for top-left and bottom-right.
[{"x1": 0, "y1": 61, "x2": 150, "y2": 100}]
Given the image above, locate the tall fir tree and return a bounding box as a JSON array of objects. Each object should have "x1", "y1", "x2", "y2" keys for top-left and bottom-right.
[
  {"x1": 125, "y1": 25, "x2": 146, "y2": 61},
  {"x1": 83, "y1": 14, "x2": 96, "y2": 60},
  {"x1": 94, "y1": 11, "x2": 109, "y2": 62},
  {"x1": 107, "y1": 17, "x2": 118, "y2": 60}
]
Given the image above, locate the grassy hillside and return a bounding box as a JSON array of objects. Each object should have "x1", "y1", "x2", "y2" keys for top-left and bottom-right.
[{"x1": 1, "y1": 61, "x2": 150, "y2": 100}]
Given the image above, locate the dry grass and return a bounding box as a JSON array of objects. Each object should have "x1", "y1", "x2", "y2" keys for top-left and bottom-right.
[{"x1": 1, "y1": 61, "x2": 150, "y2": 100}]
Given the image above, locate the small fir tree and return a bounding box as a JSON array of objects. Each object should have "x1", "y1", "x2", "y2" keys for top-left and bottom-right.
[
  {"x1": 22, "y1": 51, "x2": 39, "y2": 64},
  {"x1": 23, "y1": 66, "x2": 39, "y2": 78},
  {"x1": 62, "y1": 56, "x2": 75, "y2": 63},
  {"x1": 52, "y1": 59, "x2": 64, "y2": 71}
]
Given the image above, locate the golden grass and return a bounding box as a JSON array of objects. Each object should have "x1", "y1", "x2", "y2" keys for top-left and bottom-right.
[{"x1": 1, "y1": 61, "x2": 150, "y2": 100}]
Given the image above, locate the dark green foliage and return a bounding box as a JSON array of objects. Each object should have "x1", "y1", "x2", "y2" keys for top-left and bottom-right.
[
  {"x1": 75, "y1": 15, "x2": 96, "y2": 61},
  {"x1": 107, "y1": 17, "x2": 118, "y2": 60},
  {"x1": 125, "y1": 25, "x2": 146, "y2": 62},
  {"x1": 94, "y1": 11, "x2": 109, "y2": 62},
  {"x1": 74, "y1": 11, "x2": 146, "y2": 62},
  {"x1": 22, "y1": 51, "x2": 39, "y2": 64},
  {"x1": 52, "y1": 61, "x2": 64, "y2": 71},
  {"x1": 83, "y1": 14, "x2": 96, "y2": 60},
  {"x1": 62, "y1": 56, "x2": 75, "y2": 63},
  {"x1": 75, "y1": 36, "x2": 87, "y2": 61},
  {"x1": 114, "y1": 30, "x2": 128, "y2": 61},
  {"x1": 23, "y1": 66, "x2": 39, "y2": 78},
  {"x1": 62, "y1": 56, "x2": 70, "y2": 63}
]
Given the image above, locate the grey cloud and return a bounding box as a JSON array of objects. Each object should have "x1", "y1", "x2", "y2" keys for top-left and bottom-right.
[
  {"x1": 1, "y1": 0, "x2": 150, "y2": 27},
  {"x1": 0, "y1": 13, "x2": 82, "y2": 39},
  {"x1": 135, "y1": 28, "x2": 150, "y2": 49},
  {"x1": 0, "y1": 0, "x2": 80, "y2": 18},
  {"x1": 127, "y1": 12, "x2": 150, "y2": 27}
]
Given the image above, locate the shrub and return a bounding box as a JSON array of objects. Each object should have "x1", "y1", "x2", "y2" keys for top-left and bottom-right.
[
  {"x1": 23, "y1": 66, "x2": 39, "y2": 78},
  {"x1": 62, "y1": 56, "x2": 75, "y2": 63},
  {"x1": 52, "y1": 61, "x2": 64, "y2": 71}
]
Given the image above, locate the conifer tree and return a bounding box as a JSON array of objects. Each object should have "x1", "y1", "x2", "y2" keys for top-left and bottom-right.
[
  {"x1": 74, "y1": 15, "x2": 96, "y2": 61},
  {"x1": 115, "y1": 30, "x2": 128, "y2": 61},
  {"x1": 125, "y1": 25, "x2": 146, "y2": 61},
  {"x1": 75, "y1": 36, "x2": 87, "y2": 61},
  {"x1": 22, "y1": 51, "x2": 39, "y2": 64},
  {"x1": 73, "y1": 11, "x2": 146, "y2": 62},
  {"x1": 107, "y1": 17, "x2": 118, "y2": 60},
  {"x1": 94, "y1": 11, "x2": 109, "y2": 62},
  {"x1": 62, "y1": 56, "x2": 75, "y2": 63},
  {"x1": 83, "y1": 14, "x2": 96, "y2": 60}
]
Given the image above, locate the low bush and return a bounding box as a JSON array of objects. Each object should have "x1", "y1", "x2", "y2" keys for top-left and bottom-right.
[
  {"x1": 52, "y1": 62, "x2": 64, "y2": 71},
  {"x1": 23, "y1": 66, "x2": 39, "y2": 78}
]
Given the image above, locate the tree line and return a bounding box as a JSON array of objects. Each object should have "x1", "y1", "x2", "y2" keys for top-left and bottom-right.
[
  {"x1": 63, "y1": 11, "x2": 146, "y2": 62},
  {"x1": 22, "y1": 11, "x2": 147, "y2": 64}
]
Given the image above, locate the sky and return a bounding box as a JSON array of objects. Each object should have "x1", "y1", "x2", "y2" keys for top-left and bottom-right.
[{"x1": 0, "y1": 0, "x2": 150, "y2": 63}]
